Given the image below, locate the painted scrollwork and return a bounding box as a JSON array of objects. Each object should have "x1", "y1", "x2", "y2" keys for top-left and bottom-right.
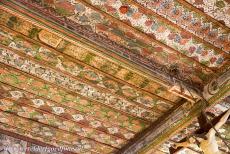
[{"x1": 203, "y1": 69, "x2": 230, "y2": 100}]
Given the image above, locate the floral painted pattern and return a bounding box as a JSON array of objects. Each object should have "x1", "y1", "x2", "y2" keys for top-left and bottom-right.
[
  {"x1": 0, "y1": 97, "x2": 126, "y2": 148},
  {"x1": 0, "y1": 3, "x2": 218, "y2": 88},
  {"x1": 47, "y1": 0, "x2": 214, "y2": 83},
  {"x1": 0, "y1": 123, "x2": 77, "y2": 153},
  {"x1": 0, "y1": 26, "x2": 176, "y2": 109},
  {"x1": 87, "y1": 0, "x2": 227, "y2": 66},
  {"x1": 0, "y1": 65, "x2": 148, "y2": 132},
  {"x1": 186, "y1": 0, "x2": 230, "y2": 28},
  {"x1": 0, "y1": 47, "x2": 157, "y2": 120},
  {"x1": 0, "y1": 1, "x2": 228, "y2": 153},
  {"x1": 0, "y1": 111, "x2": 115, "y2": 153},
  {"x1": 0, "y1": 133, "x2": 27, "y2": 154},
  {"x1": 0, "y1": 82, "x2": 135, "y2": 140},
  {"x1": 0, "y1": 11, "x2": 181, "y2": 103},
  {"x1": 136, "y1": 0, "x2": 230, "y2": 52}
]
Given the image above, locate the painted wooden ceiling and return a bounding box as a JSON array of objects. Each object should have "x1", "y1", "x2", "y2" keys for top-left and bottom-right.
[
  {"x1": 0, "y1": 132, "x2": 63, "y2": 154},
  {"x1": 0, "y1": 99, "x2": 229, "y2": 154},
  {"x1": 0, "y1": 0, "x2": 229, "y2": 154}
]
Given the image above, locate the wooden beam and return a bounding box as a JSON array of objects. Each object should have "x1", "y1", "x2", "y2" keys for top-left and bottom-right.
[
  {"x1": 139, "y1": 75, "x2": 230, "y2": 154},
  {"x1": 0, "y1": 0, "x2": 203, "y2": 98},
  {"x1": 118, "y1": 71, "x2": 230, "y2": 154},
  {"x1": 117, "y1": 98, "x2": 188, "y2": 154}
]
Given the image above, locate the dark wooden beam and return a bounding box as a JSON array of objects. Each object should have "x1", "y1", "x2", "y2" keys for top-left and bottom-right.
[
  {"x1": 118, "y1": 70, "x2": 230, "y2": 154},
  {"x1": 117, "y1": 98, "x2": 187, "y2": 154}
]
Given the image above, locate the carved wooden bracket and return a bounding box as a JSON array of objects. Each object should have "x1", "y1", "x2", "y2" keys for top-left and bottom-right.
[
  {"x1": 203, "y1": 69, "x2": 230, "y2": 100},
  {"x1": 169, "y1": 82, "x2": 201, "y2": 103}
]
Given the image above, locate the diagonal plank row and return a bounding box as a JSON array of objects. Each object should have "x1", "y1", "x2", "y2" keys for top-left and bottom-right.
[
  {"x1": 0, "y1": 110, "x2": 114, "y2": 154},
  {"x1": 4, "y1": 0, "x2": 222, "y2": 87},
  {"x1": 0, "y1": 8, "x2": 181, "y2": 106},
  {"x1": 0, "y1": 25, "x2": 175, "y2": 111}
]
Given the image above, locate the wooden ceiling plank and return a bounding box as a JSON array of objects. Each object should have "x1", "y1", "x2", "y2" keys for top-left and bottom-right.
[
  {"x1": 0, "y1": 62, "x2": 151, "y2": 130},
  {"x1": 77, "y1": 0, "x2": 218, "y2": 72},
  {"x1": 0, "y1": 0, "x2": 216, "y2": 92},
  {"x1": 177, "y1": 0, "x2": 230, "y2": 31},
  {"x1": 3, "y1": 0, "x2": 215, "y2": 102},
  {"x1": 0, "y1": 111, "x2": 109, "y2": 154},
  {"x1": 0, "y1": 42, "x2": 162, "y2": 113},
  {"x1": 0, "y1": 25, "x2": 179, "y2": 106},
  {"x1": 0, "y1": 46, "x2": 157, "y2": 121},
  {"x1": 0, "y1": 81, "x2": 135, "y2": 139},
  {"x1": 78, "y1": 0, "x2": 227, "y2": 70},
  {"x1": 0, "y1": 4, "x2": 185, "y2": 102},
  {"x1": 0, "y1": 127, "x2": 78, "y2": 154},
  {"x1": 130, "y1": 0, "x2": 229, "y2": 55},
  {"x1": 133, "y1": 0, "x2": 230, "y2": 54},
  {"x1": 0, "y1": 26, "x2": 175, "y2": 113},
  {"x1": 0, "y1": 96, "x2": 124, "y2": 149}
]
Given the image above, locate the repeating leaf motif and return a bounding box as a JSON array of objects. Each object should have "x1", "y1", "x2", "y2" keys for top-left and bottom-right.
[
  {"x1": 87, "y1": 0, "x2": 227, "y2": 66},
  {"x1": 0, "y1": 26, "x2": 175, "y2": 109},
  {"x1": 185, "y1": 0, "x2": 230, "y2": 28},
  {"x1": 0, "y1": 82, "x2": 136, "y2": 140},
  {"x1": 0, "y1": 47, "x2": 157, "y2": 120},
  {"x1": 136, "y1": 0, "x2": 230, "y2": 52},
  {"x1": 0, "y1": 97, "x2": 125, "y2": 148},
  {"x1": 57, "y1": 0, "x2": 214, "y2": 83},
  {"x1": 0, "y1": 1, "x2": 228, "y2": 154},
  {"x1": 0, "y1": 12, "x2": 181, "y2": 100},
  {"x1": 0, "y1": 66, "x2": 148, "y2": 133},
  {"x1": 0, "y1": 111, "x2": 115, "y2": 153}
]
